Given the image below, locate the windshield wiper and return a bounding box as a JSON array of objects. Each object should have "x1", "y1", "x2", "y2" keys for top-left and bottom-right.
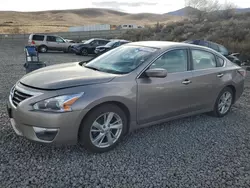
[{"x1": 84, "y1": 65, "x2": 101, "y2": 71}]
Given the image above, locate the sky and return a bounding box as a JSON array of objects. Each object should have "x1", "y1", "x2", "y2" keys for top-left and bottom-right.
[{"x1": 1, "y1": 0, "x2": 250, "y2": 14}]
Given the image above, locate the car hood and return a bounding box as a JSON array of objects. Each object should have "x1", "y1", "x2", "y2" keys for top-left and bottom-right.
[
  {"x1": 20, "y1": 62, "x2": 116, "y2": 90},
  {"x1": 73, "y1": 43, "x2": 87, "y2": 48}
]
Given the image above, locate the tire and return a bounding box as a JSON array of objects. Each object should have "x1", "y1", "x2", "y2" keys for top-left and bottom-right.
[
  {"x1": 38, "y1": 45, "x2": 48, "y2": 53},
  {"x1": 211, "y1": 87, "x2": 234, "y2": 117},
  {"x1": 81, "y1": 48, "x2": 88, "y2": 56},
  {"x1": 79, "y1": 104, "x2": 127, "y2": 153}
]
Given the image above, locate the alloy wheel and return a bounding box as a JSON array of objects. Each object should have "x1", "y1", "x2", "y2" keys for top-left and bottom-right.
[
  {"x1": 90, "y1": 112, "x2": 123, "y2": 148},
  {"x1": 218, "y1": 91, "x2": 232, "y2": 115}
]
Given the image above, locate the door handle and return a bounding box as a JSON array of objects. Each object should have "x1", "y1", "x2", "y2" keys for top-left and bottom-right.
[
  {"x1": 182, "y1": 79, "x2": 191, "y2": 85},
  {"x1": 217, "y1": 73, "x2": 224, "y2": 78}
]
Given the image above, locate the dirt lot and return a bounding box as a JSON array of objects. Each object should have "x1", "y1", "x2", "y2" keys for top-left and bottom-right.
[{"x1": 0, "y1": 39, "x2": 250, "y2": 188}]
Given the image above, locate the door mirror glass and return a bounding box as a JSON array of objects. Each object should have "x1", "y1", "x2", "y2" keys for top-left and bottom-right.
[{"x1": 145, "y1": 68, "x2": 167, "y2": 78}]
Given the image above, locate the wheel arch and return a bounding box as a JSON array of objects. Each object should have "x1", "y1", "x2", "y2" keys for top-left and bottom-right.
[
  {"x1": 225, "y1": 85, "x2": 236, "y2": 103},
  {"x1": 79, "y1": 100, "x2": 132, "y2": 135}
]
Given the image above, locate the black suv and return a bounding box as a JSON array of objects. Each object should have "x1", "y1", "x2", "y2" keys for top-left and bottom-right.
[
  {"x1": 183, "y1": 40, "x2": 242, "y2": 66},
  {"x1": 71, "y1": 38, "x2": 110, "y2": 56},
  {"x1": 94, "y1": 40, "x2": 130, "y2": 56}
]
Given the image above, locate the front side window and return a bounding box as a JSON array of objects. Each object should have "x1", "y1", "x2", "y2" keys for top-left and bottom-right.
[
  {"x1": 192, "y1": 50, "x2": 217, "y2": 70},
  {"x1": 84, "y1": 46, "x2": 158, "y2": 74},
  {"x1": 46, "y1": 36, "x2": 56, "y2": 42},
  {"x1": 90, "y1": 40, "x2": 99, "y2": 46},
  {"x1": 56, "y1": 37, "x2": 64, "y2": 43},
  {"x1": 150, "y1": 49, "x2": 188, "y2": 73}
]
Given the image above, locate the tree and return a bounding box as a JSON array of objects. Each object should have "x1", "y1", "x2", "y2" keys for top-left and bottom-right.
[{"x1": 185, "y1": 0, "x2": 236, "y2": 21}]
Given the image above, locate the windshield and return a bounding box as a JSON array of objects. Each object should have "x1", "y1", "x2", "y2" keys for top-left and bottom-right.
[
  {"x1": 83, "y1": 39, "x2": 94, "y2": 44},
  {"x1": 84, "y1": 45, "x2": 158, "y2": 74},
  {"x1": 105, "y1": 41, "x2": 117, "y2": 47}
]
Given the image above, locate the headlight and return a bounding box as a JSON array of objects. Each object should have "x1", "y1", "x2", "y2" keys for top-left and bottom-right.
[{"x1": 33, "y1": 93, "x2": 84, "y2": 112}]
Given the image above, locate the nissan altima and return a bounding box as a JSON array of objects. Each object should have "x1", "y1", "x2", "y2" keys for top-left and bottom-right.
[{"x1": 7, "y1": 41, "x2": 246, "y2": 153}]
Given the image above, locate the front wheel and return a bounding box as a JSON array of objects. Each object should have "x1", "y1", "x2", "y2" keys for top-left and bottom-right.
[
  {"x1": 79, "y1": 104, "x2": 127, "y2": 153},
  {"x1": 211, "y1": 87, "x2": 233, "y2": 117},
  {"x1": 81, "y1": 48, "x2": 88, "y2": 56}
]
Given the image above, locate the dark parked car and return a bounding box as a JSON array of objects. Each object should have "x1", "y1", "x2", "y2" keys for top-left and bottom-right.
[
  {"x1": 71, "y1": 38, "x2": 110, "y2": 56},
  {"x1": 95, "y1": 40, "x2": 130, "y2": 55},
  {"x1": 183, "y1": 40, "x2": 242, "y2": 66}
]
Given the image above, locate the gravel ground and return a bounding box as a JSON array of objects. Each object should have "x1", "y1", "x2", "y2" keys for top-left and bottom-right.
[{"x1": 1, "y1": 40, "x2": 250, "y2": 188}]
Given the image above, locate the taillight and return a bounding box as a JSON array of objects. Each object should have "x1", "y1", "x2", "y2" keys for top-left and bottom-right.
[
  {"x1": 31, "y1": 40, "x2": 35, "y2": 44},
  {"x1": 237, "y1": 69, "x2": 246, "y2": 77}
]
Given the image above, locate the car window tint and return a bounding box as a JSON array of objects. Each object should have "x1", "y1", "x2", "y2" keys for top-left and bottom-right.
[
  {"x1": 100, "y1": 40, "x2": 108, "y2": 45},
  {"x1": 32, "y1": 35, "x2": 44, "y2": 41},
  {"x1": 192, "y1": 50, "x2": 217, "y2": 70},
  {"x1": 47, "y1": 36, "x2": 56, "y2": 42},
  {"x1": 210, "y1": 42, "x2": 219, "y2": 52},
  {"x1": 217, "y1": 57, "x2": 225, "y2": 67},
  {"x1": 218, "y1": 45, "x2": 229, "y2": 56},
  {"x1": 150, "y1": 49, "x2": 188, "y2": 73}
]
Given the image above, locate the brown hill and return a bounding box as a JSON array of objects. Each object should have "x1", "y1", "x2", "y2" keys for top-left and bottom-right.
[{"x1": 0, "y1": 8, "x2": 182, "y2": 34}]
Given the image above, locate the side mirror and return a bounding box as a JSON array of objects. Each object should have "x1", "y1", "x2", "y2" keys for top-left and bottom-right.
[{"x1": 145, "y1": 68, "x2": 167, "y2": 78}]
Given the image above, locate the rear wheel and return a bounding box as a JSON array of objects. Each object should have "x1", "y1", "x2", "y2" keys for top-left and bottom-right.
[
  {"x1": 38, "y1": 45, "x2": 48, "y2": 53},
  {"x1": 211, "y1": 87, "x2": 233, "y2": 117},
  {"x1": 79, "y1": 104, "x2": 127, "y2": 153}
]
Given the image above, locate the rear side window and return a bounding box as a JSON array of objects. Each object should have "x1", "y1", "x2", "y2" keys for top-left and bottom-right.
[
  {"x1": 47, "y1": 36, "x2": 56, "y2": 42},
  {"x1": 191, "y1": 50, "x2": 217, "y2": 70},
  {"x1": 32, "y1": 35, "x2": 44, "y2": 41},
  {"x1": 217, "y1": 57, "x2": 225, "y2": 67},
  {"x1": 209, "y1": 42, "x2": 219, "y2": 52}
]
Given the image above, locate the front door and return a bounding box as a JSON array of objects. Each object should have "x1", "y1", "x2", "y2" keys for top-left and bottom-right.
[{"x1": 136, "y1": 49, "x2": 197, "y2": 125}]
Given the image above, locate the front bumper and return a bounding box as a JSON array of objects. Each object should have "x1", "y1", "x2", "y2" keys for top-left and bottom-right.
[
  {"x1": 7, "y1": 86, "x2": 85, "y2": 145},
  {"x1": 71, "y1": 47, "x2": 81, "y2": 54}
]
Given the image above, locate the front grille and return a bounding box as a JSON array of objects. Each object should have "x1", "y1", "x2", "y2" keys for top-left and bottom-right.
[{"x1": 12, "y1": 89, "x2": 32, "y2": 107}]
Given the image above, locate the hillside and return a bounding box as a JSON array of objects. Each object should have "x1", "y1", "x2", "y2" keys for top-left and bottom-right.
[
  {"x1": 122, "y1": 11, "x2": 250, "y2": 61},
  {"x1": 0, "y1": 8, "x2": 181, "y2": 34}
]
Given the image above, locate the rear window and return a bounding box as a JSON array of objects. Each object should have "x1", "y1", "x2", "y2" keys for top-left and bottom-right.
[{"x1": 32, "y1": 35, "x2": 44, "y2": 41}]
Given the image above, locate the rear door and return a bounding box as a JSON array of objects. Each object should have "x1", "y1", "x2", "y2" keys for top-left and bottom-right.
[{"x1": 189, "y1": 48, "x2": 227, "y2": 110}]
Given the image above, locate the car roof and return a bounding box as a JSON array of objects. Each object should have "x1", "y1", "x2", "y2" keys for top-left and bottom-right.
[
  {"x1": 126, "y1": 41, "x2": 225, "y2": 57},
  {"x1": 91, "y1": 38, "x2": 110, "y2": 40},
  {"x1": 127, "y1": 41, "x2": 208, "y2": 49},
  {"x1": 109, "y1": 39, "x2": 130, "y2": 42}
]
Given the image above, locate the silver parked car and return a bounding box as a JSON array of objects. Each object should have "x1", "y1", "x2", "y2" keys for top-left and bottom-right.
[
  {"x1": 7, "y1": 41, "x2": 246, "y2": 152},
  {"x1": 28, "y1": 34, "x2": 76, "y2": 53}
]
